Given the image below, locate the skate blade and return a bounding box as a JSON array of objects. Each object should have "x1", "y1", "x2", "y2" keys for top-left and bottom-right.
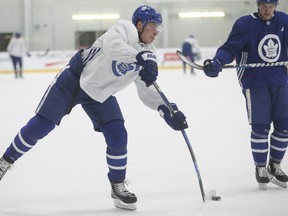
[
  {"x1": 270, "y1": 178, "x2": 287, "y2": 188},
  {"x1": 258, "y1": 183, "x2": 268, "y2": 190},
  {"x1": 113, "y1": 199, "x2": 137, "y2": 211}
]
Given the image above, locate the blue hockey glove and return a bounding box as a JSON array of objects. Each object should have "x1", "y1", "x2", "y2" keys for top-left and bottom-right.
[
  {"x1": 158, "y1": 104, "x2": 188, "y2": 131},
  {"x1": 136, "y1": 51, "x2": 158, "y2": 87},
  {"x1": 203, "y1": 58, "x2": 222, "y2": 77}
]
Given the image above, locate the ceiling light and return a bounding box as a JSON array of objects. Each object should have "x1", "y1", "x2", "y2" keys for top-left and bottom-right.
[{"x1": 178, "y1": 11, "x2": 225, "y2": 18}]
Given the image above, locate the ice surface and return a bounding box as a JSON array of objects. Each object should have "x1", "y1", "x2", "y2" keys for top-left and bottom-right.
[{"x1": 0, "y1": 69, "x2": 287, "y2": 216}]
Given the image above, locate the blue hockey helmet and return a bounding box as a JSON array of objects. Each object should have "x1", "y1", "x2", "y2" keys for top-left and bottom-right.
[
  {"x1": 132, "y1": 5, "x2": 162, "y2": 27},
  {"x1": 256, "y1": 0, "x2": 279, "y2": 4},
  {"x1": 15, "y1": 32, "x2": 21, "y2": 38}
]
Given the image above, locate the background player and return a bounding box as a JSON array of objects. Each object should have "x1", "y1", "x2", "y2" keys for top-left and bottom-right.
[
  {"x1": 203, "y1": 0, "x2": 288, "y2": 189},
  {"x1": 181, "y1": 34, "x2": 201, "y2": 74},
  {"x1": 7, "y1": 32, "x2": 30, "y2": 78}
]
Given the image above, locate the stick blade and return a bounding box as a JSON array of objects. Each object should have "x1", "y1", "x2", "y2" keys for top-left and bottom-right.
[
  {"x1": 204, "y1": 189, "x2": 221, "y2": 201},
  {"x1": 176, "y1": 50, "x2": 204, "y2": 70}
]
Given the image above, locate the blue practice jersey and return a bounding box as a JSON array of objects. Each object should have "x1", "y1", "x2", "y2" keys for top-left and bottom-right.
[
  {"x1": 215, "y1": 11, "x2": 288, "y2": 89},
  {"x1": 182, "y1": 42, "x2": 193, "y2": 57}
]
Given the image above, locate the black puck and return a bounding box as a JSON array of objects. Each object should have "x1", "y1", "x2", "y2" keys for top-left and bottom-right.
[{"x1": 211, "y1": 195, "x2": 221, "y2": 201}]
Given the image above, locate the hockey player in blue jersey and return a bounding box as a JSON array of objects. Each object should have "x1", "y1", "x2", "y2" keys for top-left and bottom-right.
[
  {"x1": 181, "y1": 35, "x2": 201, "y2": 74},
  {"x1": 0, "y1": 5, "x2": 188, "y2": 210},
  {"x1": 203, "y1": 0, "x2": 288, "y2": 190}
]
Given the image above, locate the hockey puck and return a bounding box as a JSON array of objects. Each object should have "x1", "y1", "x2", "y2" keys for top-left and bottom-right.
[{"x1": 211, "y1": 195, "x2": 221, "y2": 201}]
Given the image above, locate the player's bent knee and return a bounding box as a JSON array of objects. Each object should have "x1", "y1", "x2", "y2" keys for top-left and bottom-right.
[
  {"x1": 101, "y1": 120, "x2": 127, "y2": 152},
  {"x1": 25, "y1": 114, "x2": 56, "y2": 140}
]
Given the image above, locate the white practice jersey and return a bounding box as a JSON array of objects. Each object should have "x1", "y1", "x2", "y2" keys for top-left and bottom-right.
[
  {"x1": 183, "y1": 37, "x2": 201, "y2": 56},
  {"x1": 7, "y1": 37, "x2": 27, "y2": 57},
  {"x1": 80, "y1": 19, "x2": 164, "y2": 110}
]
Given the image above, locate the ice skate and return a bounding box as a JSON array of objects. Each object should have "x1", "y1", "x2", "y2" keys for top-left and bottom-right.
[
  {"x1": 111, "y1": 181, "x2": 137, "y2": 211},
  {"x1": 0, "y1": 157, "x2": 12, "y2": 181},
  {"x1": 255, "y1": 166, "x2": 270, "y2": 190},
  {"x1": 267, "y1": 160, "x2": 288, "y2": 188}
]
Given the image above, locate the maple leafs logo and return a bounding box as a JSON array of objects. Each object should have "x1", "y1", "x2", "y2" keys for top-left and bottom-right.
[
  {"x1": 112, "y1": 60, "x2": 139, "y2": 77},
  {"x1": 263, "y1": 39, "x2": 278, "y2": 58},
  {"x1": 117, "y1": 62, "x2": 134, "y2": 75},
  {"x1": 258, "y1": 34, "x2": 281, "y2": 62},
  {"x1": 141, "y1": 5, "x2": 148, "y2": 11}
]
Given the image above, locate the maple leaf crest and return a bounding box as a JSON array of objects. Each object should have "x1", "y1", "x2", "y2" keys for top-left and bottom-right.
[
  {"x1": 117, "y1": 62, "x2": 134, "y2": 75},
  {"x1": 263, "y1": 39, "x2": 278, "y2": 58}
]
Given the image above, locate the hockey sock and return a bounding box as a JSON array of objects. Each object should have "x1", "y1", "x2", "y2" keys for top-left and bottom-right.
[
  {"x1": 270, "y1": 130, "x2": 288, "y2": 163},
  {"x1": 251, "y1": 131, "x2": 269, "y2": 167},
  {"x1": 251, "y1": 124, "x2": 270, "y2": 166},
  {"x1": 3, "y1": 115, "x2": 55, "y2": 163},
  {"x1": 101, "y1": 120, "x2": 127, "y2": 183}
]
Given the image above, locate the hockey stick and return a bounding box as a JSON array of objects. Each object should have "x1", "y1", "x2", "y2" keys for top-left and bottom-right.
[
  {"x1": 27, "y1": 49, "x2": 50, "y2": 58},
  {"x1": 153, "y1": 82, "x2": 220, "y2": 202},
  {"x1": 176, "y1": 50, "x2": 288, "y2": 70},
  {"x1": 37, "y1": 48, "x2": 50, "y2": 57}
]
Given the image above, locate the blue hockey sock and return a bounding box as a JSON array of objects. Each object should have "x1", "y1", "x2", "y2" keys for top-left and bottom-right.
[
  {"x1": 3, "y1": 115, "x2": 55, "y2": 163},
  {"x1": 270, "y1": 131, "x2": 288, "y2": 163},
  {"x1": 101, "y1": 120, "x2": 127, "y2": 183},
  {"x1": 251, "y1": 131, "x2": 269, "y2": 167}
]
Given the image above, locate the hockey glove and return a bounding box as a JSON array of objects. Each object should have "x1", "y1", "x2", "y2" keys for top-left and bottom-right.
[
  {"x1": 158, "y1": 104, "x2": 188, "y2": 131},
  {"x1": 136, "y1": 51, "x2": 158, "y2": 87},
  {"x1": 203, "y1": 58, "x2": 222, "y2": 77}
]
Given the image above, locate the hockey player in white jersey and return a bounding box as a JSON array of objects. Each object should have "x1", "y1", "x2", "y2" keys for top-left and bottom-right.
[
  {"x1": 7, "y1": 32, "x2": 30, "y2": 78},
  {"x1": 0, "y1": 5, "x2": 188, "y2": 210}
]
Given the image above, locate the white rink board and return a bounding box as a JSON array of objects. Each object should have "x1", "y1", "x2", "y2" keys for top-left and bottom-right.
[{"x1": 0, "y1": 47, "x2": 217, "y2": 73}]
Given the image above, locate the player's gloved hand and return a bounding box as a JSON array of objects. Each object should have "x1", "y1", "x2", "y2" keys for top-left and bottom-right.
[
  {"x1": 136, "y1": 51, "x2": 158, "y2": 87},
  {"x1": 203, "y1": 58, "x2": 222, "y2": 77},
  {"x1": 158, "y1": 103, "x2": 188, "y2": 131}
]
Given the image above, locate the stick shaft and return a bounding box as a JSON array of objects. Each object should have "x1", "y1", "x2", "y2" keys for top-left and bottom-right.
[
  {"x1": 153, "y1": 82, "x2": 206, "y2": 202},
  {"x1": 176, "y1": 50, "x2": 288, "y2": 70}
]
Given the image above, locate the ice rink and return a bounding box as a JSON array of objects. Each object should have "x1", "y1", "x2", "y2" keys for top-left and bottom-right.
[{"x1": 0, "y1": 68, "x2": 288, "y2": 216}]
